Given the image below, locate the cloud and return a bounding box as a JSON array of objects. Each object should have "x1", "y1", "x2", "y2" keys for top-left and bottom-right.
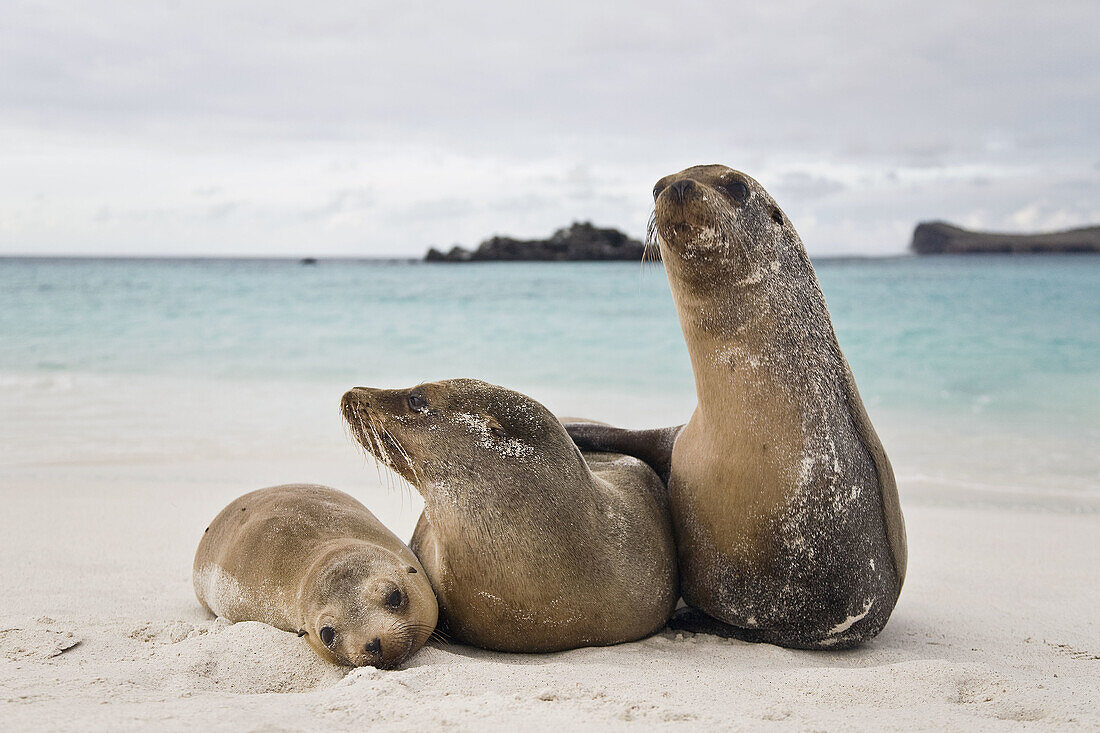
[
  {"x1": 206, "y1": 202, "x2": 240, "y2": 221},
  {"x1": 772, "y1": 172, "x2": 846, "y2": 201},
  {"x1": 0, "y1": 1, "x2": 1097, "y2": 255},
  {"x1": 300, "y1": 188, "x2": 375, "y2": 222}
]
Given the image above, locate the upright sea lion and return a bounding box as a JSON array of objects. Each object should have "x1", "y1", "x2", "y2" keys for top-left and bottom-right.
[
  {"x1": 565, "y1": 164, "x2": 906, "y2": 649},
  {"x1": 341, "y1": 379, "x2": 678, "y2": 653},
  {"x1": 193, "y1": 484, "x2": 438, "y2": 668}
]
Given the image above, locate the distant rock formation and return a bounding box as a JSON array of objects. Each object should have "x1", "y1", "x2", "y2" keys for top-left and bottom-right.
[
  {"x1": 911, "y1": 221, "x2": 1100, "y2": 254},
  {"x1": 425, "y1": 222, "x2": 652, "y2": 262}
]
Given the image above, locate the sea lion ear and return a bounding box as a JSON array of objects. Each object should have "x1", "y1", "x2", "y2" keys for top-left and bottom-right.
[{"x1": 297, "y1": 629, "x2": 308, "y2": 637}]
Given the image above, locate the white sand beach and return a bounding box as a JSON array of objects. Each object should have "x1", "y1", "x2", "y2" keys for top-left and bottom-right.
[{"x1": 1, "y1": 373, "x2": 1097, "y2": 731}]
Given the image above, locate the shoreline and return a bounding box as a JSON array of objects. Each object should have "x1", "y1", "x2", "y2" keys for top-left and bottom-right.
[{"x1": 4, "y1": 368, "x2": 1096, "y2": 509}]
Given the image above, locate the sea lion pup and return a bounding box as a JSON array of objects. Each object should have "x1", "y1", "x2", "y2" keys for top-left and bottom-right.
[
  {"x1": 565, "y1": 164, "x2": 907, "y2": 649},
  {"x1": 341, "y1": 379, "x2": 678, "y2": 653},
  {"x1": 193, "y1": 484, "x2": 438, "y2": 668}
]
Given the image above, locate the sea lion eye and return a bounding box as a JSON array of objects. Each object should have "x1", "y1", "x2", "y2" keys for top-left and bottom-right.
[
  {"x1": 771, "y1": 209, "x2": 784, "y2": 226},
  {"x1": 385, "y1": 588, "x2": 404, "y2": 609},
  {"x1": 407, "y1": 393, "x2": 427, "y2": 412},
  {"x1": 724, "y1": 179, "x2": 749, "y2": 202},
  {"x1": 490, "y1": 426, "x2": 507, "y2": 439},
  {"x1": 319, "y1": 626, "x2": 336, "y2": 647}
]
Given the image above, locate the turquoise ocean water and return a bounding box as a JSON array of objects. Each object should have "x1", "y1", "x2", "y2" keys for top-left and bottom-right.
[{"x1": 1, "y1": 256, "x2": 1098, "y2": 500}]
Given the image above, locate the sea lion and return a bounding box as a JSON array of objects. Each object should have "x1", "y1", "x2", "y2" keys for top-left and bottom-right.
[
  {"x1": 193, "y1": 484, "x2": 438, "y2": 668},
  {"x1": 565, "y1": 164, "x2": 907, "y2": 649},
  {"x1": 340, "y1": 379, "x2": 678, "y2": 653}
]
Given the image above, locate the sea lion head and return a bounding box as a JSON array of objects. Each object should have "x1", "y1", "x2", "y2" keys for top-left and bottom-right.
[
  {"x1": 341, "y1": 379, "x2": 582, "y2": 495},
  {"x1": 298, "y1": 544, "x2": 437, "y2": 669},
  {"x1": 651, "y1": 164, "x2": 796, "y2": 284}
]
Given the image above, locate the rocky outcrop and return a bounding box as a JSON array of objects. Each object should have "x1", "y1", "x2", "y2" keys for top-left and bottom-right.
[
  {"x1": 911, "y1": 221, "x2": 1100, "y2": 254},
  {"x1": 425, "y1": 222, "x2": 651, "y2": 262},
  {"x1": 425, "y1": 246, "x2": 473, "y2": 262}
]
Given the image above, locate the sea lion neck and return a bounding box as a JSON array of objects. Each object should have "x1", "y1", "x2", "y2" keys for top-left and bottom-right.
[
  {"x1": 424, "y1": 450, "x2": 592, "y2": 507},
  {"x1": 665, "y1": 262, "x2": 776, "y2": 409},
  {"x1": 422, "y1": 456, "x2": 599, "y2": 545}
]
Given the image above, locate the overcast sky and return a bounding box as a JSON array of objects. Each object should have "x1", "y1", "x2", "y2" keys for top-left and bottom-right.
[{"x1": 1, "y1": 1, "x2": 1097, "y2": 256}]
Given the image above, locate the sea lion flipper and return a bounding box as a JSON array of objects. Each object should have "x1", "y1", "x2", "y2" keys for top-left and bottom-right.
[
  {"x1": 667, "y1": 608, "x2": 869, "y2": 650},
  {"x1": 667, "y1": 608, "x2": 768, "y2": 643},
  {"x1": 563, "y1": 423, "x2": 684, "y2": 485}
]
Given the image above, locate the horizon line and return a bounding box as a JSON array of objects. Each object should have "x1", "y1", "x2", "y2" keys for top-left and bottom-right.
[{"x1": 0, "y1": 253, "x2": 922, "y2": 263}]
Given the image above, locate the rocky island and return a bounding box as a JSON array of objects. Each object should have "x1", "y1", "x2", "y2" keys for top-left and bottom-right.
[
  {"x1": 911, "y1": 221, "x2": 1100, "y2": 254},
  {"x1": 425, "y1": 221, "x2": 651, "y2": 262}
]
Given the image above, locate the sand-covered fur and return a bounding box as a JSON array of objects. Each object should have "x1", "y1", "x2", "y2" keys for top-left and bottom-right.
[
  {"x1": 342, "y1": 379, "x2": 678, "y2": 652},
  {"x1": 569, "y1": 164, "x2": 906, "y2": 649}
]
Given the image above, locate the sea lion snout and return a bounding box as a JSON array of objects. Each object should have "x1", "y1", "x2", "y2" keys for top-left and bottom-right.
[
  {"x1": 305, "y1": 556, "x2": 439, "y2": 668},
  {"x1": 652, "y1": 166, "x2": 740, "y2": 242},
  {"x1": 668, "y1": 178, "x2": 696, "y2": 203},
  {"x1": 653, "y1": 174, "x2": 703, "y2": 211},
  {"x1": 316, "y1": 619, "x2": 417, "y2": 669},
  {"x1": 341, "y1": 386, "x2": 374, "y2": 412},
  {"x1": 342, "y1": 385, "x2": 429, "y2": 483},
  {"x1": 651, "y1": 164, "x2": 789, "y2": 281},
  {"x1": 342, "y1": 385, "x2": 422, "y2": 418},
  {"x1": 359, "y1": 635, "x2": 415, "y2": 670},
  {"x1": 360, "y1": 636, "x2": 386, "y2": 667}
]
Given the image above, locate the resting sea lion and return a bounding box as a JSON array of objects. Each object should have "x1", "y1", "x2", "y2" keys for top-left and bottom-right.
[
  {"x1": 193, "y1": 484, "x2": 438, "y2": 668},
  {"x1": 341, "y1": 379, "x2": 678, "y2": 653},
  {"x1": 565, "y1": 164, "x2": 907, "y2": 649}
]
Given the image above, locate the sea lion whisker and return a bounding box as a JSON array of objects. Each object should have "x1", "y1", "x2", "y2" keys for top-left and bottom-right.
[
  {"x1": 390, "y1": 621, "x2": 440, "y2": 654},
  {"x1": 374, "y1": 417, "x2": 424, "y2": 490},
  {"x1": 347, "y1": 413, "x2": 385, "y2": 484},
  {"x1": 396, "y1": 620, "x2": 434, "y2": 638},
  {"x1": 393, "y1": 437, "x2": 422, "y2": 486},
  {"x1": 396, "y1": 620, "x2": 447, "y2": 645},
  {"x1": 341, "y1": 408, "x2": 420, "y2": 553},
  {"x1": 367, "y1": 414, "x2": 395, "y2": 470},
  {"x1": 357, "y1": 411, "x2": 386, "y2": 467},
  {"x1": 350, "y1": 410, "x2": 387, "y2": 485},
  {"x1": 366, "y1": 413, "x2": 419, "y2": 502},
  {"x1": 645, "y1": 209, "x2": 659, "y2": 249},
  {"x1": 351, "y1": 410, "x2": 396, "y2": 494},
  {"x1": 641, "y1": 210, "x2": 659, "y2": 267}
]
